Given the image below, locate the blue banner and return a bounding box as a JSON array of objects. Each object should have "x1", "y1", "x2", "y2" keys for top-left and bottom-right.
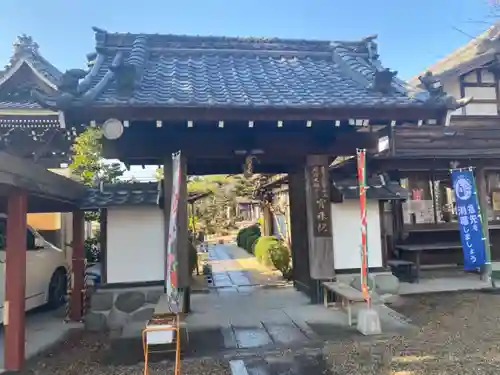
[{"x1": 451, "y1": 170, "x2": 487, "y2": 270}]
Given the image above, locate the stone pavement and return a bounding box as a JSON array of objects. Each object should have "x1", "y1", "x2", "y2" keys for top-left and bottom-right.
[{"x1": 184, "y1": 244, "x2": 413, "y2": 359}]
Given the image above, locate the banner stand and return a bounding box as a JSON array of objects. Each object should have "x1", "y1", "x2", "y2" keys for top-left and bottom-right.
[
  {"x1": 355, "y1": 149, "x2": 381, "y2": 335},
  {"x1": 450, "y1": 168, "x2": 488, "y2": 273}
]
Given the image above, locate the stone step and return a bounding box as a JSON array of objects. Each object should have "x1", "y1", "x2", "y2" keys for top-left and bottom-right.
[{"x1": 230, "y1": 348, "x2": 327, "y2": 375}]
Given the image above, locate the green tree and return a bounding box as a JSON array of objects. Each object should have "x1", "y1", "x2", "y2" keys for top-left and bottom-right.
[
  {"x1": 70, "y1": 127, "x2": 125, "y2": 221},
  {"x1": 70, "y1": 127, "x2": 124, "y2": 186}
]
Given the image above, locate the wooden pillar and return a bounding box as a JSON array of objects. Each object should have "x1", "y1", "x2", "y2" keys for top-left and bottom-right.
[
  {"x1": 289, "y1": 168, "x2": 312, "y2": 295},
  {"x1": 70, "y1": 210, "x2": 85, "y2": 321},
  {"x1": 100, "y1": 208, "x2": 108, "y2": 284},
  {"x1": 4, "y1": 189, "x2": 27, "y2": 371}
]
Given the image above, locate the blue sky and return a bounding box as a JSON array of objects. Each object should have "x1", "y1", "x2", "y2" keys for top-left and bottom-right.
[
  {"x1": 1, "y1": 0, "x2": 496, "y2": 178},
  {"x1": 1, "y1": 0, "x2": 496, "y2": 79}
]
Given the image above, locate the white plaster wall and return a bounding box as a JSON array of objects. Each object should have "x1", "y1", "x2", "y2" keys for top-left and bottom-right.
[
  {"x1": 107, "y1": 207, "x2": 164, "y2": 283},
  {"x1": 330, "y1": 201, "x2": 383, "y2": 270},
  {"x1": 442, "y1": 70, "x2": 499, "y2": 116}
]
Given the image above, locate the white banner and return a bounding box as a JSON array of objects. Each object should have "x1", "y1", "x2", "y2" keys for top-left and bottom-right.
[{"x1": 165, "y1": 151, "x2": 181, "y2": 310}]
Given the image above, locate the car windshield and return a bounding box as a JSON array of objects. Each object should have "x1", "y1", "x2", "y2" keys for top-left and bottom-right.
[{"x1": 0, "y1": 218, "x2": 35, "y2": 250}]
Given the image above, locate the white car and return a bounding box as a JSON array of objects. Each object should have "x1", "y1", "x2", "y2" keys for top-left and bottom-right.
[{"x1": 0, "y1": 214, "x2": 68, "y2": 322}]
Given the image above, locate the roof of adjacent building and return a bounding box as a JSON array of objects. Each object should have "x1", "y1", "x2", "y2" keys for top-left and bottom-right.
[
  {"x1": 0, "y1": 35, "x2": 62, "y2": 115},
  {"x1": 408, "y1": 22, "x2": 500, "y2": 85},
  {"x1": 80, "y1": 181, "x2": 211, "y2": 209},
  {"x1": 34, "y1": 27, "x2": 456, "y2": 111}
]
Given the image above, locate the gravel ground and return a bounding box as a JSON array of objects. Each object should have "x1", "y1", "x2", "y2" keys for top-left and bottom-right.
[
  {"x1": 17, "y1": 291, "x2": 500, "y2": 375},
  {"x1": 323, "y1": 291, "x2": 500, "y2": 374},
  {"x1": 17, "y1": 331, "x2": 230, "y2": 375}
]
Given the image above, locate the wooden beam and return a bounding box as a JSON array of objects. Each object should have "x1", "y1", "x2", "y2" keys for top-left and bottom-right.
[
  {"x1": 66, "y1": 105, "x2": 445, "y2": 124},
  {"x1": 4, "y1": 189, "x2": 27, "y2": 371},
  {"x1": 70, "y1": 210, "x2": 85, "y2": 321},
  {"x1": 100, "y1": 208, "x2": 108, "y2": 284}
]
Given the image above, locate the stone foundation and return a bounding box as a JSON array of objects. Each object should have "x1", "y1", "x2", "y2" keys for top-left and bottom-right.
[{"x1": 85, "y1": 285, "x2": 163, "y2": 332}]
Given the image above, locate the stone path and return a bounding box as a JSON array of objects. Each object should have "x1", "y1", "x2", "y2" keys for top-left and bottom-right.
[
  {"x1": 186, "y1": 244, "x2": 412, "y2": 358},
  {"x1": 209, "y1": 245, "x2": 255, "y2": 291}
]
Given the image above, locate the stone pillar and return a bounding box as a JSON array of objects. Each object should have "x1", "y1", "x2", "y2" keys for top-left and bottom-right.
[
  {"x1": 70, "y1": 210, "x2": 85, "y2": 321},
  {"x1": 4, "y1": 189, "x2": 27, "y2": 371}
]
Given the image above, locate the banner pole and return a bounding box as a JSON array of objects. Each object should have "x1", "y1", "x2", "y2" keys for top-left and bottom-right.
[
  {"x1": 356, "y1": 148, "x2": 370, "y2": 308},
  {"x1": 472, "y1": 168, "x2": 493, "y2": 285}
]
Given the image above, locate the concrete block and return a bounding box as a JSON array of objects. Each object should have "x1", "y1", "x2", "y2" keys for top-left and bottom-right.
[{"x1": 356, "y1": 308, "x2": 382, "y2": 336}]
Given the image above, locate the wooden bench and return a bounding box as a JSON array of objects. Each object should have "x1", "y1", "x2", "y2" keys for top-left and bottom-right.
[
  {"x1": 322, "y1": 282, "x2": 367, "y2": 327},
  {"x1": 395, "y1": 242, "x2": 462, "y2": 283}
]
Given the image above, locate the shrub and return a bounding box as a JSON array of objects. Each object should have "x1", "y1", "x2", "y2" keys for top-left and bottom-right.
[
  {"x1": 253, "y1": 236, "x2": 279, "y2": 265},
  {"x1": 245, "y1": 234, "x2": 260, "y2": 253},
  {"x1": 237, "y1": 224, "x2": 261, "y2": 250},
  {"x1": 268, "y1": 241, "x2": 292, "y2": 279},
  {"x1": 236, "y1": 227, "x2": 249, "y2": 247}
]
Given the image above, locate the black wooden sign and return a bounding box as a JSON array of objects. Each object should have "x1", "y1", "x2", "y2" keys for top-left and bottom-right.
[{"x1": 308, "y1": 165, "x2": 331, "y2": 237}]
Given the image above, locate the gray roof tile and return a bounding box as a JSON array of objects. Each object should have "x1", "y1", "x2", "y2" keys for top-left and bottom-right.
[
  {"x1": 80, "y1": 182, "x2": 211, "y2": 209},
  {"x1": 0, "y1": 35, "x2": 62, "y2": 116},
  {"x1": 47, "y1": 29, "x2": 441, "y2": 109}
]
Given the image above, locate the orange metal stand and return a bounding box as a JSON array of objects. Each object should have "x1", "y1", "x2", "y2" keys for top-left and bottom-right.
[{"x1": 142, "y1": 314, "x2": 181, "y2": 375}]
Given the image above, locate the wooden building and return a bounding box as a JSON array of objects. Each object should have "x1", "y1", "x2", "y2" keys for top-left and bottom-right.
[
  {"x1": 335, "y1": 22, "x2": 500, "y2": 268},
  {"x1": 0, "y1": 34, "x2": 76, "y2": 167},
  {"x1": 0, "y1": 35, "x2": 82, "y2": 251},
  {"x1": 34, "y1": 27, "x2": 460, "y2": 305}
]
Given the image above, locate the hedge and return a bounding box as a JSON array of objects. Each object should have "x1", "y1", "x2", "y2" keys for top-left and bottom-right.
[
  {"x1": 254, "y1": 236, "x2": 280, "y2": 265},
  {"x1": 245, "y1": 234, "x2": 260, "y2": 254},
  {"x1": 237, "y1": 224, "x2": 261, "y2": 252}
]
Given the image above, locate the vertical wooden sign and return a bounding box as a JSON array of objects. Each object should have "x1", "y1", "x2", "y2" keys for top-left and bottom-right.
[{"x1": 305, "y1": 155, "x2": 335, "y2": 279}]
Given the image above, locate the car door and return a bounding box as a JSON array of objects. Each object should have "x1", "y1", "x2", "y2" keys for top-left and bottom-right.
[{"x1": 25, "y1": 228, "x2": 47, "y2": 310}]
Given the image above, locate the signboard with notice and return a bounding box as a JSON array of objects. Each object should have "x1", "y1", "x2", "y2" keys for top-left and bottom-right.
[{"x1": 308, "y1": 165, "x2": 332, "y2": 237}]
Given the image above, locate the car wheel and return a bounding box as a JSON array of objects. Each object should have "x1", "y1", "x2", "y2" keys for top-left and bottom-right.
[{"x1": 47, "y1": 269, "x2": 67, "y2": 309}]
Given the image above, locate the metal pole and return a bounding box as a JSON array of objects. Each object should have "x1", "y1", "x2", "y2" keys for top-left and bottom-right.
[
  {"x1": 357, "y1": 149, "x2": 371, "y2": 308},
  {"x1": 475, "y1": 167, "x2": 493, "y2": 284}
]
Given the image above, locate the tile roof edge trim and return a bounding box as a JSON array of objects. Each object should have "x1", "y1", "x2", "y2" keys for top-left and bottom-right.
[{"x1": 0, "y1": 59, "x2": 57, "y2": 91}]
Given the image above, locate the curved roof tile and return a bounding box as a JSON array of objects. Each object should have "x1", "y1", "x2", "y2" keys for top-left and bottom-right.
[{"x1": 50, "y1": 28, "x2": 441, "y2": 109}]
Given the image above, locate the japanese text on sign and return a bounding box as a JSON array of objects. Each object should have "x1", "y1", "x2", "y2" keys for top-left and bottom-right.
[
  {"x1": 451, "y1": 170, "x2": 487, "y2": 270},
  {"x1": 310, "y1": 165, "x2": 331, "y2": 237}
]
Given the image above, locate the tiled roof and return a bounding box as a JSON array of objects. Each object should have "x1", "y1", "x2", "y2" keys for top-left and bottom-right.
[
  {"x1": 0, "y1": 35, "x2": 62, "y2": 114},
  {"x1": 80, "y1": 182, "x2": 211, "y2": 209},
  {"x1": 409, "y1": 22, "x2": 500, "y2": 85},
  {"x1": 0, "y1": 35, "x2": 62, "y2": 86},
  {"x1": 333, "y1": 178, "x2": 407, "y2": 200},
  {"x1": 36, "y1": 28, "x2": 447, "y2": 110}
]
